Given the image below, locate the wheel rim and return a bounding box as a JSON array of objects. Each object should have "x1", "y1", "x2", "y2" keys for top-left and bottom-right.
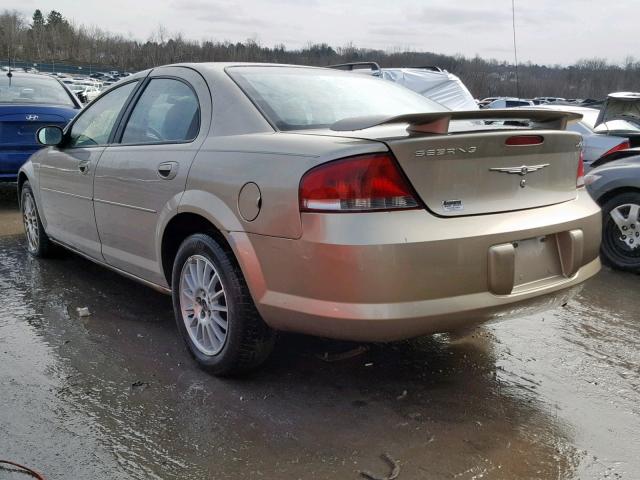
[
  {"x1": 179, "y1": 254, "x2": 229, "y2": 356},
  {"x1": 22, "y1": 193, "x2": 39, "y2": 253},
  {"x1": 608, "y1": 203, "x2": 640, "y2": 248},
  {"x1": 604, "y1": 203, "x2": 640, "y2": 263}
]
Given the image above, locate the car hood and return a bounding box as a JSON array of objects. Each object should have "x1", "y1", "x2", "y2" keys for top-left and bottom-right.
[{"x1": 595, "y1": 92, "x2": 640, "y2": 129}]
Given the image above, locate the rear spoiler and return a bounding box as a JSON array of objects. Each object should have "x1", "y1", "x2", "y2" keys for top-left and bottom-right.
[{"x1": 330, "y1": 109, "x2": 583, "y2": 133}]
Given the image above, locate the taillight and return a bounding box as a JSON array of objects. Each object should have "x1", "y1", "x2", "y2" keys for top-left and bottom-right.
[
  {"x1": 600, "y1": 140, "x2": 630, "y2": 159},
  {"x1": 576, "y1": 150, "x2": 585, "y2": 188},
  {"x1": 505, "y1": 135, "x2": 544, "y2": 146},
  {"x1": 299, "y1": 153, "x2": 419, "y2": 212}
]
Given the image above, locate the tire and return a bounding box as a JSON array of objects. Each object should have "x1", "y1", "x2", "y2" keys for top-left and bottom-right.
[
  {"x1": 171, "y1": 233, "x2": 275, "y2": 375},
  {"x1": 600, "y1": 191, "x2": 640, "y2": 272},
  {"x1": 20, "y1": 181, "x2": 54, "y2": 258}
]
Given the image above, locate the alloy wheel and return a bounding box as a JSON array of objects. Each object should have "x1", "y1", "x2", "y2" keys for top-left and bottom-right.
[
  {"x1": 179, "y1": 254, "x2": 229, "y2": 356},
  {"x1": 609, "y1": 203, "x2": 640, "y2": 251},
  {"x1": 22, "y1": 194, "x2": 39, "y2": 253}
]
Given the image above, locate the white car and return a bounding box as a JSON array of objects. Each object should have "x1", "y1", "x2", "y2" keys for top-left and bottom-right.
[{"x1": 485, "y1": 98, "x2": 534, "y2": 109}]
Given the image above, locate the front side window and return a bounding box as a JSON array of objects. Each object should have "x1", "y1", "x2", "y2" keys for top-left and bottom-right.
[
  {"x1": 69, "y1": 81, "x2": 137, "y2": 147},
  {"x1": 227, "y1": 66, "x2": 447, "y2": 131},
  {"x1": 121, "y1": 78, "x2": 200, "y2": 144}
]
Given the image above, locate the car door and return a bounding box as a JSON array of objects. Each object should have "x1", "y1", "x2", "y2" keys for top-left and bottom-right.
[
  {"x1": 38, "y1": 80, "x2": 140, "y2": 259},
  {"x1": 93, "y1": 67, "x2": 211, "y2": 285}
]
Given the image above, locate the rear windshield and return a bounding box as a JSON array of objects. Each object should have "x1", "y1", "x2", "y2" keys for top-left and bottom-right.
[
  {"x1": 228, "y1": 66, "x2": 447, "y2": 131},
  {"x1": 0, "y1": 74, "x2": 76, "y2": 107}
]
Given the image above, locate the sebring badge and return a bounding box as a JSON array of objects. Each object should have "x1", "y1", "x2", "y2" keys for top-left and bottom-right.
[
  {"x1": 415, "y1": 146, "x2": 477, "y2": 157},
  {"x1": 489, "y1": 163, "x2": 550, "y2": 188}
]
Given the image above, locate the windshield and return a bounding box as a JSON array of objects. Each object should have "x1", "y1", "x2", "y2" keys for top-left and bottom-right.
[
  {"x1": 0, "y1": 74, "x2": 75, "y2": 107},
  {"x1": 228, "y1": 66, "x2": 447, "y2": 131}
]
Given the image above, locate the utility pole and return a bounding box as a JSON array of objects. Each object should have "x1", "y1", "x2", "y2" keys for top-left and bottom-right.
[{"x1": 512, "y1": 0, "x2": 520, "y2": 98}]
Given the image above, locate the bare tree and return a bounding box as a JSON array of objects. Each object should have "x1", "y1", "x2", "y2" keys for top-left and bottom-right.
[{"x1": 2, "y1": 8, "x2": 640, "y2": 99}]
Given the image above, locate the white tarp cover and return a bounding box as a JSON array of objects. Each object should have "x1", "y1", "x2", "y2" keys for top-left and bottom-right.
[{"x1": 380, "y1": 68, "x2": 478, "y2": 111}]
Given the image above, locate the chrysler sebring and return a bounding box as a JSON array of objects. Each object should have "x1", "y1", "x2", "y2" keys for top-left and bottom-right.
[{"x1": 18, "y1": 63, "x2": 601, "y2": 374}]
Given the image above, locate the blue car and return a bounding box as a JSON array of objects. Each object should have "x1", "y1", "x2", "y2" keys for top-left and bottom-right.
[{"x1": 1, "y1": 71, "x2": 81, "y2": 182}]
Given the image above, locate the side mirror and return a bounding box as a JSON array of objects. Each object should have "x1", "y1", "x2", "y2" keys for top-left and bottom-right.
[
  {"x1": 36, "y1": 126, "x2": 64, "y2": 146},
  {"x1": 77, "y1": 92, "x2": 87, "y2": 103}
]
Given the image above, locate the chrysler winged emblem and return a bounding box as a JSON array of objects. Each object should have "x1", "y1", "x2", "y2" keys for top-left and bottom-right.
[
  {"x1": 489, "y1": 163, "x2": 549, "y2": 188},
  {"x1": 25, "y1": 114, "x2": 39, "y2": 121}
]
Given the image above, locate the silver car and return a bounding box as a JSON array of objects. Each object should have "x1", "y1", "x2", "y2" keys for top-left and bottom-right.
[
  {"x1": 19, "y1": 63, "x2": 601, "y2": 375},
  {"x1": 534, "y1": 105, "x2": 630, "y2": 167}
]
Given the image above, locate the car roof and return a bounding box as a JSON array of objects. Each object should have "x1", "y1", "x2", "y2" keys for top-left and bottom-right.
[
  {"x1": 162, "y1": 62, "x2": 330, "y2": 73},
  {"x1": 121, "y1": 62, "x2": 328, "y2": 84}
]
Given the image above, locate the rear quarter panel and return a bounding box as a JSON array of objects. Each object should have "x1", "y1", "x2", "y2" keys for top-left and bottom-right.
[{"x1": 181, "y1": 133, "x2": 387, "y2": 239}]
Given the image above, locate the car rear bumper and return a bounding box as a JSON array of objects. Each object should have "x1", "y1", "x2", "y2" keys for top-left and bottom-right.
[{"x1": 229, "y1": 189, "x2": 601, "y2": 341}]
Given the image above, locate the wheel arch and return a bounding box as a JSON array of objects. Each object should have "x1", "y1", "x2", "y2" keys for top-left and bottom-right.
[
  {"x1": 160, "y1": 212, "x2": 235, "y2": 287},
  {"x1": 17, "y1": 171, "x2": 29, "y2": 206},
  {"x1": 596, "y1": 186, "x2": 640, "y2": 207}
]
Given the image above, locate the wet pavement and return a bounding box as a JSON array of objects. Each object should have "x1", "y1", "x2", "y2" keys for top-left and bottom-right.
[{"x1": 0, "y1": 183, "x2": 638, "y2": 480}]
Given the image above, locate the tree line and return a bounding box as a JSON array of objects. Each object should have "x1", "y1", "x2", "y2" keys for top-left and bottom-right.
[{"x1": 2, "y1": 8, "x2": 640, "y2": 99}]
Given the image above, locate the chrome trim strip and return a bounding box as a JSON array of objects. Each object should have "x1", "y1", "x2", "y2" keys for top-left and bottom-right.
[
  {"x1": 49, "y1": 237, "x2": 171, "y2": 295},
  {"x1": 41, "y1": 187, "x2": 91, "y2": 201},
  {"x1": 94, "y1": 198, "x2": 157, "y2": 213}
]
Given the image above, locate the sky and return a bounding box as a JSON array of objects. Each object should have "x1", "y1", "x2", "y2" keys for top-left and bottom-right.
[{"x1": 5, "y1": 0, "x2": 638, "y2": 66}]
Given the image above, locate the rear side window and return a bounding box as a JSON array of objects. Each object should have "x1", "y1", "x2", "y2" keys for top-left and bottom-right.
[
  {"x1": 121, "y1": 78, "x2": 200, "y2": 144},
  {"x1": 69, "y1": 81, "x2": 137, "y2": 147}
]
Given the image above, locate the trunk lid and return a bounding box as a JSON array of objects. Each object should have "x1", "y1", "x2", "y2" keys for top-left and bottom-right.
[
  {"x1": 595, "y1": 92, "x2": 640, "y2": 129},
  {"x1": 0, "y1": 105, "x2": 74, "y2": 148},
  {"x1": 387, "y1": 130, "x2": 582, "y2": 216},
  {"x1": 290, "y1": 109, "x2": 583, "y2": 216}
]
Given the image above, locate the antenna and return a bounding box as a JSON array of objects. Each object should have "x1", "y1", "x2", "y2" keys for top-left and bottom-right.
[{"x1": 511, "y1": 0, "x2": 520, "y2": 98}]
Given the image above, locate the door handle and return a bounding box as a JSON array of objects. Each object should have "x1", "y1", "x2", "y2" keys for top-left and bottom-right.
[
  {"x1": 157, "y1": 161, "x2": 178, "y2": 180},
  {"x1": 78, "y1": 161, "x2": 90, "y2": 174}
]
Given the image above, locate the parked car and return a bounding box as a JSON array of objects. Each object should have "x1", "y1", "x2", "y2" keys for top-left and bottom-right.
[
  {"x1": 534, "y1": 97, "x2": 566, "y2": 104},
  {"x1": 592, "y1": 92, "x2": 640, "y2": 148},
  {"x1": 329, "y1": 62, "x2": 478, "y2": 111},
  {"x1": 527, "y1": 105, "x2": 630, "y2": 168},
  {"x1": 586, "y1": 152, "x2": 640, "y2": 271},
  {"x1": 1, "y1": 71, "x2": 81, "y2": 182},
  {"x1": 70, "y1": 83, "x2": 101, "y2": 103},
  {"x1": 484, "y1": 98, "x2": 534, "y2": 109},
  {"x1": 19, "y1": 63, "x2": 601, "y2": 375},
  {"x1": 478, "y1": 97, "x2": 500, "y2": 108}
]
